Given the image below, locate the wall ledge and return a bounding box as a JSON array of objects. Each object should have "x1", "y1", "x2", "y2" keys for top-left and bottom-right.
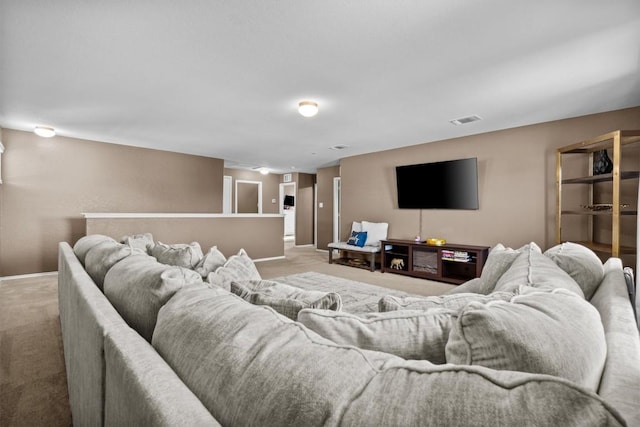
[{"x1": 82, "y1": 213, "x2": 283, "y2": 218}]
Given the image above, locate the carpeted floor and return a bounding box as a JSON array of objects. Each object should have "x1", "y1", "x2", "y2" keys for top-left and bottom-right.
[{"x1": 0, "y1": 243, "x2": 452, "y2": 426}]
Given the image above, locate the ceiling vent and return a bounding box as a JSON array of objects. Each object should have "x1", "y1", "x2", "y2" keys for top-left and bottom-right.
[
  {"x1": 449, "y1": 115, "x2": 482, "y2": 126},
  {"x1": 329, "y1": 144, "x2": 349, "y2": 150}
]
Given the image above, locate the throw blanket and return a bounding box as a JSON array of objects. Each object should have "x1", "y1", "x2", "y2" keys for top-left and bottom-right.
[{"x1": 271, "y1": 271, "x2": 413, "y2": 314}]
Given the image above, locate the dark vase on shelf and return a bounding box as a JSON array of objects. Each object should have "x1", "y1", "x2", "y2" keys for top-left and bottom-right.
[{"x1": 593, "y1": 149, "x2": 613, "y2": 175}]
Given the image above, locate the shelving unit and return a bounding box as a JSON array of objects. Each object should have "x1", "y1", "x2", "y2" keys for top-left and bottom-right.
[
  {"x1": 556, "y1": 130, "x2": 640, "y2": 258},
  {"x1": 381, "y1": 239, "x2": 489, "y2": 285}
]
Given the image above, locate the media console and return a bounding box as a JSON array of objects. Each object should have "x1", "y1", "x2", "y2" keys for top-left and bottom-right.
[{"x1": 381, "y1": 239, "x2": 489, "y2": 285}]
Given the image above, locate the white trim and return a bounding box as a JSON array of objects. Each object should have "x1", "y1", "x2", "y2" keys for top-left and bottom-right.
[
  {"x1": 252, "y1": 255, "x2": 286, "y2": 263},
  {"x1": 222, "y1": 175, "x2": 232, "y2": 214},
  {"x1": 0, "y1": 141, "x2": 4, "y2": 153},
  {"x1": 294, "y1": 244, "x2": 315, "y2": 248},
  {"x1": 315, "y1": 248, "x2": 329, "y2": 253},
  {"x1": 82, "y1": 213, "x2": 283, "y2": 219},
  {"x1": 0, "y1": 271, "x2": 58, "y2": 281}
]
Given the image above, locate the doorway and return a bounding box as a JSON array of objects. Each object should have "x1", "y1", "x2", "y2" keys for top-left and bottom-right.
[
  {"x1": 235, "y1": 180, "x2": 262, "y2": 214},
  {"x1": 333, "y1": 177, "x2": 341, "y2": 242},
  {"x1": 279, "y1": 182, "x2": 296, "y2": 241}
]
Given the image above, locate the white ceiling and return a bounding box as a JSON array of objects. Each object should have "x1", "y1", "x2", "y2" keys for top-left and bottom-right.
[{"x1": 1, "y1": 1, "x2": 639, "y2": 173}]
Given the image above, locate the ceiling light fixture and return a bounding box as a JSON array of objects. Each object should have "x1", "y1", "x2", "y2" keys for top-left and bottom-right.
[
  {"x1": 34, "y1": 126, "x2": 56, "y2": 137},
  {"x1": 298, "y1": 101, "x2": 318, "y2": 118},
  {"x1": 259, "y1": 167, "x2": 269, "y2": 175}
]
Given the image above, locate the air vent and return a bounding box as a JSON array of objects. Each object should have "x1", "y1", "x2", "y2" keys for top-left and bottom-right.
[
  {"x1": 329, "y1": 144, "x2": 350, "y2": 150},
  {"x1": 449, "y1": 115, "x2": 482, "y2": 126}
]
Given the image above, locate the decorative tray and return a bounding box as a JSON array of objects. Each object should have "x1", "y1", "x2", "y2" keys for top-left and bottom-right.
[{"x1": 580, "y1": 203, "x2": 630, "y2": 211}]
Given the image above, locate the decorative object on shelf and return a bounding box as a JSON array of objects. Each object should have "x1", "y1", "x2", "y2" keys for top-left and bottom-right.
[
  {"x1": 414, "y1": 235, "x2": 421, "y2": 242},
  {"x1": 390, "y1": 258, "x2": 405, "y2": 270},
  {"x1": 426, "y1": 238, "x2": 446, "y2": 246},
  {"x1": 593, "y1": 149, "x2": 613, "y2": 175},
  {"x1": 580, "y1": 203, "x2": 630, "y2": 212}
]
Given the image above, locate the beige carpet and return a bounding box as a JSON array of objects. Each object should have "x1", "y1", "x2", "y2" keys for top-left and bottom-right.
[{"x1": 0, "y1": 243, "x2": 453, "y2": 426}]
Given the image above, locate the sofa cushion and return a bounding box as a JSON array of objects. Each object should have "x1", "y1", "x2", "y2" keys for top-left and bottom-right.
[
  {"x1": 152, "y1": 286, "x2": 624, "y2": 426},
  {"x1": 298, "y1": 308, "x2": 455, "y2": 363},
  {"x1": 447, "y1": 243, "x2": 541, "y2": 295},
  {"x1": 361, "y1": 221, "x2": 388, "y2": 247},
  {"x1": 194, "y1": 246, "x2": 227, "y2": 278},
  {"x1": 544, "y1": 242, "x2": 604, "y2": 300},
  {"x1": 347, "y1": 231, "x2": 368, "y2": 247},
  {"x1": 445, "y1": 288, "x2": 607, "y2": 391},
  {"x1": 73, "y1": 234, "x2": 117, "y2": 265},
  {"x1": 85, "y1": 240, "x2": 141, "y2": 290},
  {"x1": 493, "y1": 248, "x2": 585, "y2": 297},
  {"x1": 206, "y1": 248, "x2": 261, "y2": 291},
  {"x1": 379, "y1": 291, "x2": 515, "y2": 312},
  {"x1": 120, "y1": 232, "x2": 154, "y2": 253},
  {"x1": 150, "y1": 241, "x2": 203, "y2": 269},
  {"x1": 230, "y1": 279, "x2": 342, "y2": 320},
  {"x1": 104, "y1": 254, "x2": 205, "y2": 342}
]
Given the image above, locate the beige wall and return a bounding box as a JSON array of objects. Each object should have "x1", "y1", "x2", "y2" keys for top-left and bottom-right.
[
  {"x1": 316, "y1": 166, "x2": 340, "y2": 250},
  {"x1": 86, "y1": 216, "x2": 284, "y2": 260},
  {"x1": 0, "y1": 129, "x2": 224, "y2": 276},
  {"x1": 339, "y1": 107, "x2": 640, "y2": 260}
]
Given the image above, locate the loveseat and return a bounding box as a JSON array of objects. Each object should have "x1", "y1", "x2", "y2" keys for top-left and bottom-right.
[{"x1": 58, "y1": 234, "x2": 640, "y2": 426}]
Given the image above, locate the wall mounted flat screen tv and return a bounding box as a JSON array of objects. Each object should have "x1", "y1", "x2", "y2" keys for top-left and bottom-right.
[{"x1": 395, "y1": 157, "x2": 479, "y2": 209}]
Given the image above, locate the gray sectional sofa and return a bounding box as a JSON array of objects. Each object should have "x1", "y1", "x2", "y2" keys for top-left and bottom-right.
[{"x1": 58, "y1": 235, "x2": 640, "y2": 426}]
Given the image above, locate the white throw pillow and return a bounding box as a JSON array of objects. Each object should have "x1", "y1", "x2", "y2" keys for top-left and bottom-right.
[
  {"x1": 361, "y1": 221, "x2": 388, "y2": 247},
  {"x1": 195, "y1": 246, "x2": 227, "y2": 278},
  {"x1": 206, "y1": 248, "x2": 261, "y2": 290}
]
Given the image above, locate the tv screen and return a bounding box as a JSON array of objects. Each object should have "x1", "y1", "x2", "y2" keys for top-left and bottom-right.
[{"x1": 395, "y1": 158, "x2": 479, "y2": 209}]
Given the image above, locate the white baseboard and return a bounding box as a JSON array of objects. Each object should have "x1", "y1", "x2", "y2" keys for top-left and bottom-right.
[
  {"x1": 0, "y1": 271, "x2": 58, "y2": 282},
  {"x1": 253, "y1": 256, "x2": 286, "y2": 263}
]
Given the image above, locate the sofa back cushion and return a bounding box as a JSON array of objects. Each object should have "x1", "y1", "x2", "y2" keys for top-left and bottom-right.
[
  {"x1": 379, "y1": 291, "x2": 514, "y2": 312},
  {"x1": 85, "y1": 240, "x2": 140, "y2": 290},
  {"x1": 103, "y1": 254, "x2": 204, "y2": 341},
  {"x1": 152, "y1": 286, "x2": 624, "y2": 426},
  {"x1": 151, "y1": 241, "x2": 203, "y2": 269},
  {"x1": 298, "y1": 308, "x2": 455, "y2": 363},
  {"x1": 445, "y1": 288, "x2": 607, "y2": 391},
  {"x1": 73, "y1": 234, "x2": 116, "y2": 265},
  {"x1": 493, "y1": 248, "x2": 585, "y2": 298},
  {"x1": 544, "y1": 242, "x2": 604, "y2": 300},
  {"x1": 120, "y1": 232, "x2": 155, "y2": 253}
]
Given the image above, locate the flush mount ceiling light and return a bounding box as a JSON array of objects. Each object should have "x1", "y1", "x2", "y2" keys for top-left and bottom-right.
[
  {"x1": 298, "y1": 101, "x2": 318, "y2": 118},
  {"x1": 34, "y1": 126, "x2": 56, "y2": 137},
  {"x1": 449, "y1": 115, "x2": 482, "y2": 126},
  {"x1": 259, "y1": 167, "x2": 269, "y2": 175}
]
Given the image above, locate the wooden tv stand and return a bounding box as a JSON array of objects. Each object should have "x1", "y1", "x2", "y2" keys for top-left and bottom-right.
[{"x1": 381, "y1": 239, "x2": 489, "y2": 285}]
